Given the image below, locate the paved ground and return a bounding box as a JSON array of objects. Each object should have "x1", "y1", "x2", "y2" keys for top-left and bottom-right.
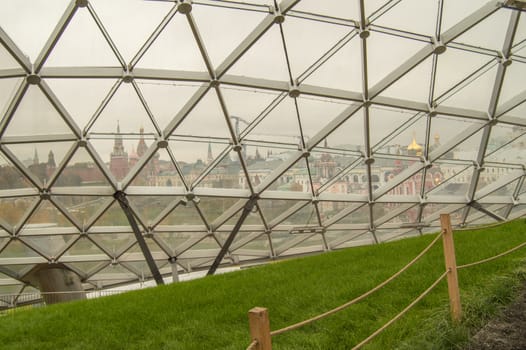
[{"x1": 465, "y1": 285, "x2": 526, "y2": 350}]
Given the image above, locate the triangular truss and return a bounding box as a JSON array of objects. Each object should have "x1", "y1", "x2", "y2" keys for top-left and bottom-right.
[{"x1": 0, "y1": 0, "x2": 525, "y2": 294}]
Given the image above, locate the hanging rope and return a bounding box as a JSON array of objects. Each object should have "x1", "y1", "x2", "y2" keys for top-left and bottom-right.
[
  {"x1": 351, "y1": 271, "x2": 449, "y2": 350},
  {"x1": 270, "y1": 231, "x2": 443, "y2": 336}
]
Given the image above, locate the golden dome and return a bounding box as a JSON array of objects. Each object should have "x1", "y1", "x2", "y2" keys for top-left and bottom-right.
[{"x1": 407, "y1": 133, "x2": 422, "y2": 151}]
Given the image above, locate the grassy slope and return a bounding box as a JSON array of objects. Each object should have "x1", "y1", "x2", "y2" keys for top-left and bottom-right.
[{"x1": 1, "y1": 220, "x2": 525, "y2": 350}]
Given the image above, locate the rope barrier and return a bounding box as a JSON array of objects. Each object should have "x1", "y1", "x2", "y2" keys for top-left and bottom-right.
[
  {"x1": 270, "y1": 231, "x2": 443, "y2": 336},
  {"x1": 246, "y1": 339, "x2": 258, "y2": 350},
  {"x1": 458, "y1": 241, "x2": 526, "y2": 269},
  {"x1": 351, "y1": 271, "x2": 449, "y2": 350}
]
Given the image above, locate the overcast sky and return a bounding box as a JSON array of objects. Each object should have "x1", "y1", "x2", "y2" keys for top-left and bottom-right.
[{"x1": 0, "y1": 0, "x2": 524, "y2": 165}]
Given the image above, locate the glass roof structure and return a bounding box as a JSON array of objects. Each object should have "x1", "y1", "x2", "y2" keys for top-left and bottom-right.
[{"x1": 0, "y1": 0, "x2": 525, "y2": 298}]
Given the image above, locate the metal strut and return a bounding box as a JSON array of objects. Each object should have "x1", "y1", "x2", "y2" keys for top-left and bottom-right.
[
  {"x1": 468, "y1": 201, "x2": 505, "y2": 222},
  {"x1": 207, "y1": 196, "x2": 258, "y2": 275},
  {"x1": 114, "y1": 191, "x2": 164, "y2": 285}
]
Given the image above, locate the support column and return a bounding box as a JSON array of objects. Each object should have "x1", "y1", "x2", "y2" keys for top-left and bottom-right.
[
  {"x1": 24, "y1": 263, "x2": 86, "y2": 305},
  {"x1": 169, "y1": 257, "x2": 179, "y2": 283}
]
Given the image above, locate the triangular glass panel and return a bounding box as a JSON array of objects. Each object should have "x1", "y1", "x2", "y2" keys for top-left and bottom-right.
[
  {"x1": 89, "y1": 83, "x2": 157, "y2": 135},
  {"x1": 168, "y1": 139, "x2": 230, "y2": 184},
  {"x1": 231, "y1": 232, "x2": 270, "y2": 255},
  {"x1": 182, "y1": 236, "x2": 220, "y2": 255},
  {"x1": 498, "y1": 60, "x2": 526, "y2": 109},
  {"x1": 135, "y1": 11, "x2": 207, "y2": 71},
  {"x1": 383, "y1": 168, "x2": 425, "y2": 198},
  {"x1": 195, "y1": 149, "x2": 244, "y2": 189},
  {"x1": 90, "y1": 0, "x2": 173, "y2": 62},
  {"x1": 228, "y1": 25, "x2": 290, "y2": 81},
  {"x1": 0, "y1": 197, "x2": 38, "y2": 228},
  {"x1": 293, "y1": 0, "x2": 360, "y2": 19},
  {"x1": 242, "y1": 142, "x2": 298, "y2": 189},
  {"x1": 0, "y1": 0, "x2": 70, "y2": 62},
  {"x1": 373, "y1": 0, "x2": 438, "y2": 36},
  {"x1": 321, "y1": 159, "x2": 369, "y2": 196},
  {"x1": 155, "y1": 231, "x2": 193, "y2": 255},
  {"x1": 129, "y1": 148, "x2": 182, "y2": 187},
  {"x1": 420, "y1": 163, "x2": 462, "y2": 194},
  {"x1": 127, "y1": 196, "x2": 178, "y2": 226},
  {"x1": 475, "y1": 166, "x2": 518, "y2": 195},
  {"x1": 0, "y1": 239, "x2": 41, "y2": 259},
  {"x1": 121, "y1": 260, "x2": 167, "y2": 280},
  {"x1": 421, "y1": 203, "x2": 460, "y2": 222},
  {"x1": 282, "y1": 15, "x2": 350, "y2": 79},
  {"x1": 427, "y1": 164, "x2": 474, "y2": 196},
  {"x1": 170, "y1": 90, "x2": 232, "y2": 139},
  {"x1": 265, "y1": 157, "x2": 312, "y2": 193},
  {"x1": 520, "y1": 180, "x2": 526, "y2": 195},
  {"x1": 375, "y1": 203, "x2": 419, "y2": 226},
  {"x1": 485, "y1": 124, "x2": 526, "y2": 163},
  {"x1": 91, "y1": 201, "x2": 131, "y2": 228},
  {"x1": 136, "y1": 80, "x2": 201, "y2": 132},
  {"x1": 334, "y1": 204, "x2": 369, "y2": 225},
  {"x1": 91, "y1": 233, "x2": 137, "y2": 256},
  {"x1": 454, "y1": 9, "x2": 512, "y2": 51},
  {"x1": 0, "y1": 151, "x2": 34, "y2": 191},
  {"x1": 4, "y1": 85, "x2": 73, "y2": 137},
  {"x1": 440, "y1": 0, "x2": 488, "y2": 34},
  {"x1": 244, "y1": 96, "x2": 301, "y2": 144},
  {"x1": 46, "y1": 78, "x2": 117, "y2": 132},
  {"x1": 158, "y1": 201, "x2": 207, "y2": 228},
  {"x1": 198, "y1": 197, "x2": 240, "y2": 224},
  {"x1": 21, "y1": 200, "x2": 74, "y2": 231},
  {"x1": 219, "y1": 205, "x2": 264, "y2": 228},
  {"x1": 282, "y1": 202, "x2": 319, "y2": 226},
  {"x1": 321, "y1": 107, "x2": 365, "y2": 153},
  {"x1": 121, "y1": 237, "x2": 166, "y2": 256},
  {"x1": 192, "y1": 4, "x2": 267, "y2": 69},
  {"x1": 508, "y1": 204, "x2": 526, "y2": 220},
  {"x1": 53, "y1": 196, "x2": 112, "y2": 228},
  {"x1": 438, "y1": 63, "x2": 498, "y2": 112},
  {"x1": 430, "y1": 115, "x2": 486, "y2": 161},
  {"x1": 65, "y1": 261, "x2": 105, "y2": 276},
  {"x1": 0, "y1": 42, "x2": 21, "y2": 70},
  {"x1": 308, "y1": 148, "x2": 361, "y2": 193},
  {"x1": 367, "y1": 31, "x2": 428, "y2": 88},
  {"x1": 259, "y1": 199, "x2": 306, "y2": 224},
  {"x1": 19, "y1": 234, "x2": 76, "y2": 259},
  {"x1": 45, "y1": 7, "x2": 122, "y2": 67},
  {"x1": 0, "y1": 78, "x2": 22, "y2": 115},
  {"x1": 370, "y1": 108, "x2": 427, "y2": 154},
  {"x1": 63, "y1": 236, "x2": 109, "y2": 257},
  {"x1": 301, "y1": 34, "x2": 362, "y2": 92},
  {"x1": 278, "y1": 234, "x2": 324, "y2": 257},
  {"x1": 296, "y1": 95, "x2": 352, "y2": 143},
  {"x1": 90, "y1": 264, "x2": 137, "y2": 285},
  {"x1": 365, "y1": 0, "x2": 392, "y2": 18},
  {"x1": 379, "y1": 56, "x2": 433, "y2": 103},
  {"x1": 326, "y1": 230, "x2": 373, "y2": 248},
  {"x1": 434, "y1": 47, "x2": 492, "y2": 101},
  {"x1": 317, "y1": 201, "x2": 348, "y2": 225},
  {"x1": 53, "y1": 147, "x2": 110, "y2": 187},
  {"x1": 220, "y1": 86, "x2": 283, "y2": 137},
  {"x1": 5, "y1": 141, "x2": 74, "y2": 186}
]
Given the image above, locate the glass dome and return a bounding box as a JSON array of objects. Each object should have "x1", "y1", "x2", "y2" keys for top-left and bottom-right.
[{"x1": 0, "y1": 0, "x2": 525, "y2": 298}]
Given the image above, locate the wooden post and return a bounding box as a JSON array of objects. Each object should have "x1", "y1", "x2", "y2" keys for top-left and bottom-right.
[
  {"x1": 440, "y1": 214, "x2": 462, "y2": 323},
  {"x1": 248, "y1": 307, "x2": 272, "y2": 350}
]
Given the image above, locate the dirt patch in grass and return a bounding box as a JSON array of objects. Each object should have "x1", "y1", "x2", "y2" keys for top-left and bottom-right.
[{"x1": 466, "y1": 283, "x2": 526, "y2": 350}]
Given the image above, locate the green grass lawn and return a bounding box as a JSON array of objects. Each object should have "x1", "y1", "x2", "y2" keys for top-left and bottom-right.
[{"x1": 1, "y1": 220, "x2": 525, "y2": 350}]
